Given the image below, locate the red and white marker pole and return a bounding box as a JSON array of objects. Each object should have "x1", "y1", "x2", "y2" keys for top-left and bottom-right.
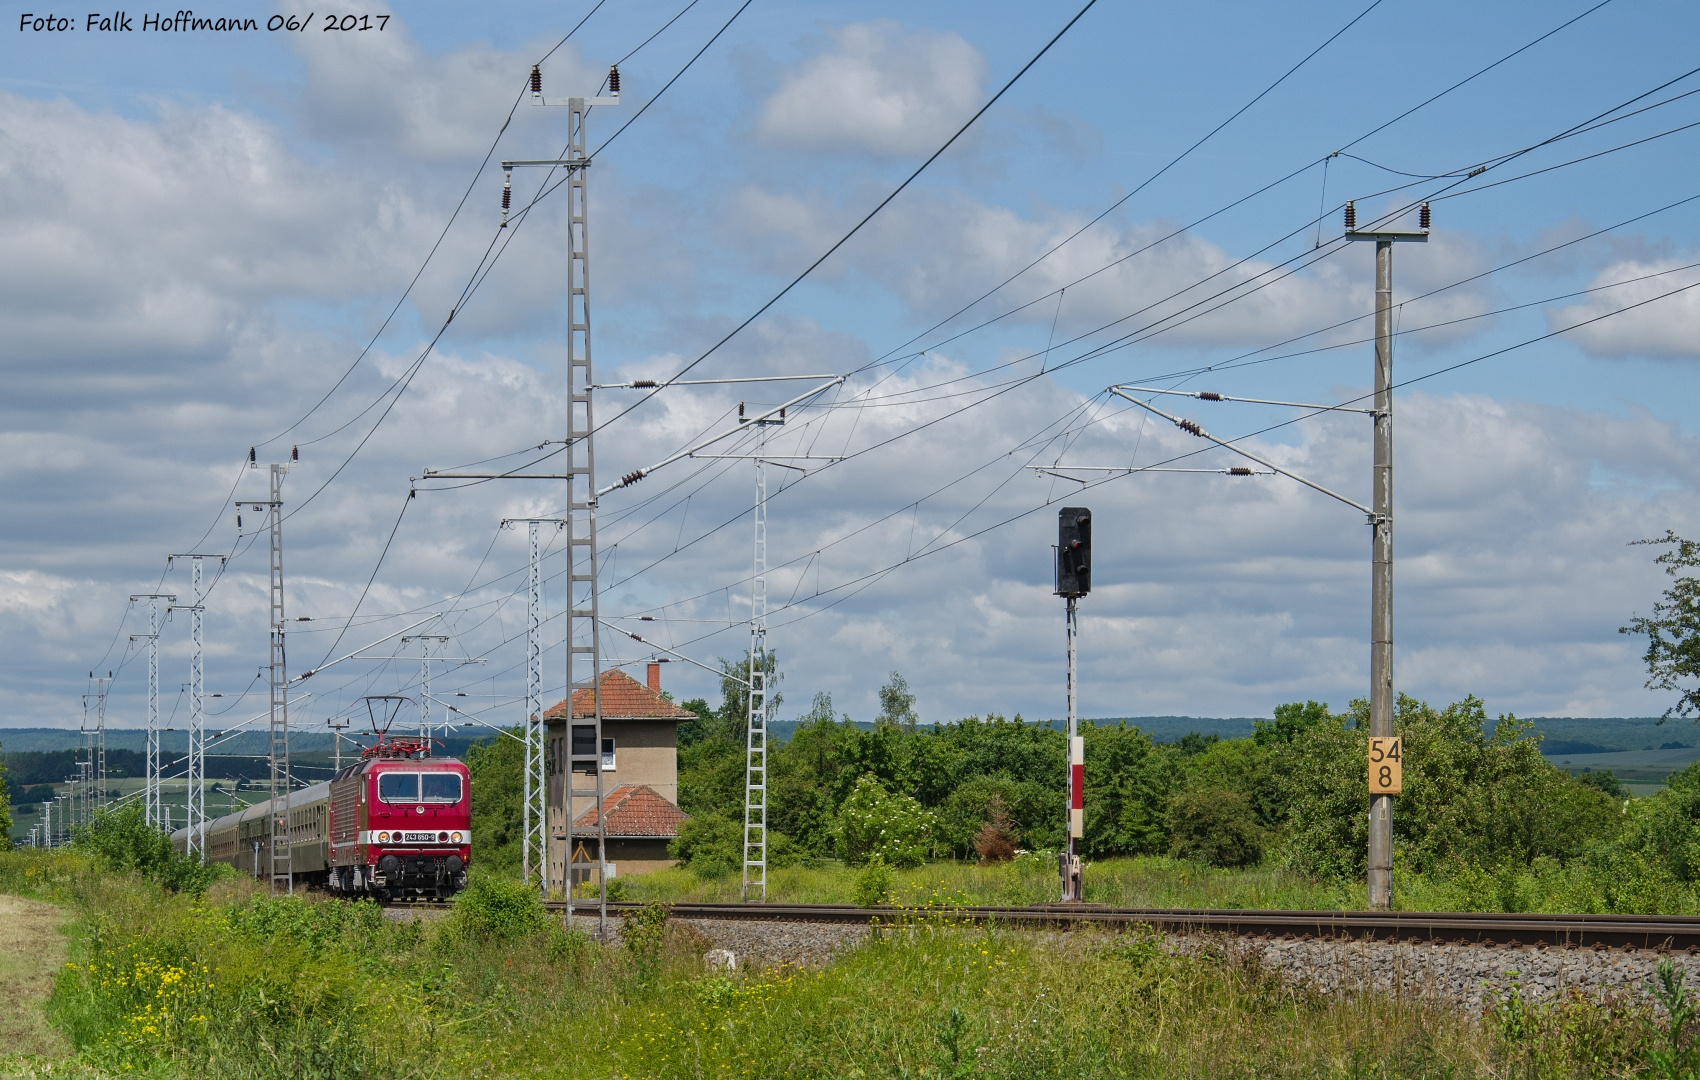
[{"x1": 1062, "y1": 594, "x2": 1084, "y2": 902}]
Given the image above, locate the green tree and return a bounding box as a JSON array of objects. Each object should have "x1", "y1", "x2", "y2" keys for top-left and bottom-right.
[
  {"x1": 1183, "y1": 737, "x2": 1284, "y2": 831},
  {"x1": 676, "y1": 654, "x2": 779, "y2": 818},
  {"x1": 1168, "y1": 787, "x2": 1265, "y2": 867},
  {"x1": 715, "y1": 650, "x2": 783, "y2": 737},
  {"x1": 1255, "y1": 699, "x2": 1331, "y2": 746},
  {"x1": 1576, "y1": 768, "x2": 1628, "y2": 800},
  {"x1": 1622, "y1": 531, "x2": 1700, "y2": 720},
  {"x1": 1081, "y1": 722, "x2": 1179, "y2": 858},
  {"x1": 73, "y1": 803, "x2": 216, "y2": 893},
  {"x1": 1280, "y1": 694, "x2": 1618, "y2": 879},
  {"x1": 769, "y1": 694, "x2": 855, "y2": 855},
  {"x1": 465, "y1": 729, "x2": 524, "y2": 878},
  {"x1": 876, "y1": 671, "x2": 918, "y2": 732}
]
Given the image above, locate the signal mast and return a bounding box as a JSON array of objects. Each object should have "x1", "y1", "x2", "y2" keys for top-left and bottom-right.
[{"x1": 1055, "y1": 507, "x2": 1090, "y2": 902}]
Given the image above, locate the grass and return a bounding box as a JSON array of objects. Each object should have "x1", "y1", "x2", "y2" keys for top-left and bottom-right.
[
  {"x1": 5, "y1": 848, "x2": 1696, "y2": 1079},
  {"x1": 622, "y1": 854, "x2": 1352, "y2": 910},
  {"x1": 627, "y1": 853, "x2": 1700, "y2": 917}
]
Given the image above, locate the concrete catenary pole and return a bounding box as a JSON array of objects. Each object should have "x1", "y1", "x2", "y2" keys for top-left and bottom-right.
[{"x1": 1345, "y1": 199, "x2": 1427, "y2": 910}]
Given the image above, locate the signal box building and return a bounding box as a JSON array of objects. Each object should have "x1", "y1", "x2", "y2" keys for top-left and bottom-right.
[{"x1": 544, "y1": 662, "x2": 693, "y2": 886}]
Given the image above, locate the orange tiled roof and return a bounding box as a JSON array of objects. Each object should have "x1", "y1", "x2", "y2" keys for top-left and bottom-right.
[
  {"x1": 571, "y1": 784, "x2": 689, "y2": 838},
  {"x1": 544, "y1": 668, "x2": 695, "y2": 722}
]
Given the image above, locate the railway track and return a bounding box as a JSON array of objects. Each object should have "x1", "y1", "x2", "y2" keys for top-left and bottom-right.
[{"x1": 540, "y1": 900, "x2": 1700, "y2": 951}]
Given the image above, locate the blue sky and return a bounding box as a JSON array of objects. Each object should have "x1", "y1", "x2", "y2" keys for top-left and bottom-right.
[{"x1": 3, "y1": 0, "x2": 1699, "y2": 735}]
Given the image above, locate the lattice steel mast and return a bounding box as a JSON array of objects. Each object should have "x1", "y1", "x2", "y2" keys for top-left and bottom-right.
[
  {"x1": 168, "y1": 554, "x2": 221, "y2": 861},
  {"x1": 502, "y1": 517, "x2": 565, "y2": 895},
  {"x1": 403, "y1": 634, "x2": 450, "y2": 743},
  {"x1": 503, "y1": 63, "x2": 620, "y2": 933},
  {"x1": 92, "y1": 672, "x2": 109, "y2": 814},
  {"x1": 742, "y1": 419, "x2": 774, "y2": 901},
  {"x1": 243, "y1": 452, "x2": 293, "y2": 894},
  {"x1": 129, "y1": 593, "x2": 174, "y2": 830}
]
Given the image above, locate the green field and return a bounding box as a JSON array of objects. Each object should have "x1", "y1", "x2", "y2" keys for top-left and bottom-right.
[{"x1": 10, "y1": 777, "x2": 261, "y2": 843}]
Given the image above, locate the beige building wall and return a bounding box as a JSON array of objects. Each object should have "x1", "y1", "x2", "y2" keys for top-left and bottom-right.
[
  {"x1": 544, "y1": 717, "x2": 681, "y2": 892},
  {"x1": 603, "y1": 719, "x2": 678, "y2": 805}
]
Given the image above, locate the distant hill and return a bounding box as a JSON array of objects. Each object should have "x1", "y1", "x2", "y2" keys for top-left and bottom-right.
[
  {"x1": 760, "y1": 716, "x2": 1260, "y2": 745},
  {"x1": 0, "y1": 726, "x2": 496, "y2": 757}
]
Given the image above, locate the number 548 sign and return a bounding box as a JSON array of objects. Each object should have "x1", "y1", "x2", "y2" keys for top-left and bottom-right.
[{"x1": 1368, "y1": 737, "x2": 1403, "y2": 794}]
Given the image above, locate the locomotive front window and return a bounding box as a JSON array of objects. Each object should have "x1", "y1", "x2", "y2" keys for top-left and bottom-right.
[
  {"x1": 421, "y1": 773, "x2": 462, "y2": 803},
  {"x1": 378, "y1": 773, "x2": 419, "y2": 803}
]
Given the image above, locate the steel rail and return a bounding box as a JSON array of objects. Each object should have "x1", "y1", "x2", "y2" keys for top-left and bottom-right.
[{"x1": 537, "y1": 900, "x2": 1700, "y2": 951}]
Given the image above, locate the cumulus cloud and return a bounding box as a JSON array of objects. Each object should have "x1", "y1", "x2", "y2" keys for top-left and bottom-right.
[
  {"x1": 724, "y1": 186, "x2": 1498, "y2": 357},
  {"x1": 755, "y1": 21, "x2": 987, "y2": 157},
  {"x1": 1549, "y1": 257, "x2": 1700, "y2": 360},
  {"x1": 0, "y1": 13, "x2": 1692, "y2": 734}
]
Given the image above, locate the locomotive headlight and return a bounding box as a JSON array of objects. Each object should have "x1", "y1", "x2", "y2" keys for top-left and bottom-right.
[
  {"x1": 377, "y1": 831, "x2": 390, "y2": 843},
  {"x1": 451, "y1": 832, "x2": 463, "y2": 843}
]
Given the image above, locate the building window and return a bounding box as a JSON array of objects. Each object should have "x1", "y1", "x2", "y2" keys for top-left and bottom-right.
[
  {"x1": 572, "y1": 725, "x2": 597, "y2": 773},
  {"x1": 602, "y1": 738, "x2": 616, "y2": 771}
]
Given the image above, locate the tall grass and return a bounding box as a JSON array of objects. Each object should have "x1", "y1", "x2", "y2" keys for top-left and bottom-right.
[
  {"x1": 625, "y1": 855, "x2": 1356, "y2": 910},
  {"x1": 3, "y1": 849, "x2": 1691, "y2": 1078}
]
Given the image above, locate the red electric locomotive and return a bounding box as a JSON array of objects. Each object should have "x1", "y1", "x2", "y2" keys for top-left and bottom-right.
[
  {"x1": 326, "y1": 735, "x2": 470, "y2": 899},
  {"x1": 176, "y1": 732, "x2": 470, "y2": 900}
]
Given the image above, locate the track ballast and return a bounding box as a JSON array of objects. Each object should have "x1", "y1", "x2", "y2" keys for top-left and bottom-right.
[{"x1": 542, "y1": 901, "x2": 1700, "y2": 951}]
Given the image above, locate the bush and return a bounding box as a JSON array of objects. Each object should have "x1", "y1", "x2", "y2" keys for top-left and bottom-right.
[
  {"x1": 1167, "y1": 787, "x2": 1265, "y2": 868},
  {"x1": 620, "y1": 901, "x2": 669, "y2": 981},
  {"x1": 443, "y1": 873, "x2": 550, "y2": 941},
  {"x1": 669, "y1": 811, "x2": 742, "y2": 878},
  {"x1": 72, "y1": 802, "x2": 222, "y2": 894},
  {"x1": 971, "y1": 794, "x2": 1018, "y2": 863},
  {"x1": 937, "y1": 776, "x2": 1041, "y2": 858},
  {"x1": 835, "y1": 774, "x2": 933, "y2": 869},
  {"x1": 226, "y1": 894, "x2": 383, "y2": 954},
  {"x1": 853, "y1": 856, "x2": 895, "y2": 908}
]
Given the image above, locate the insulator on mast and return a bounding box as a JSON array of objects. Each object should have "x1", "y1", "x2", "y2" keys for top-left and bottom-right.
[
  {"x1": 1344, "y1": 201, "x2": 1356, "y2": 231},
  {"x1": 779, "y1": 407, "x2": 786, "y2": 419},
  {"x1": 608, "y1": 65, "x2": 620, "y2": 94},
  {"x1": 249, "y1": 447, "x2": 256, "y2": 463},
  {"x1": 1419, "y1": 201, "x2": 1431, "y2": 230},
  {"x1": 501, "y1": 168, "x2": 512, "y2": 226},
  {"x1": 530, "y1": 65, "x2": 542, "y2": 95},
  {"x1": 291, "y1": 445, "x2": 298, "y2": 462},
  {"x1": 738, "y1": 402, "x2": 745, "y2": 418}
]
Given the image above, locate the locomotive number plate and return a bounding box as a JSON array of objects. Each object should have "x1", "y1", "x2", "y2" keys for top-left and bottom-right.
[{"x1": 402, "y1": 831, "x2": 443, "y2": 843}]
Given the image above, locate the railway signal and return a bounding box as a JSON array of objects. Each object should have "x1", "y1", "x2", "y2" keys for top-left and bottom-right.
[{"x1": 1055, "y1": 507, "x2": 1091, "y2": 902}]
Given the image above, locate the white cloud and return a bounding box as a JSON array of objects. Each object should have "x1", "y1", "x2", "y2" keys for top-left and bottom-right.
[
  {"x1": 1550, "y1": 257, "x2": 1700, "y2": 360},
  {"x1": 755, "y1": 21, "x2": 987, "y2": 157},
  {"x1": 1, "y1": 15, "x2": 1694, "y2": 736}
]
